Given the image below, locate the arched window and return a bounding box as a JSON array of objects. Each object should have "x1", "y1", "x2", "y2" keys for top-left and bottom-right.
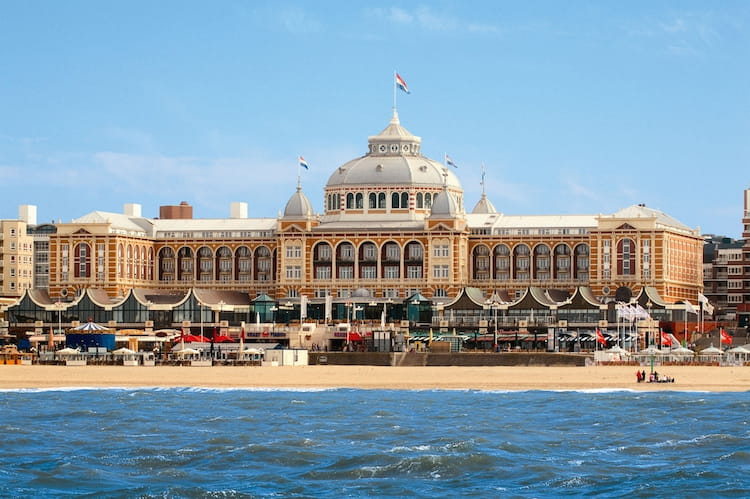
[
  {"x1": 197, "y1": 246, "x2": 213, "y2": 281},
  {"x1": 401, "y1": 192, "x2": 409, "y2": 209},
  {"x1": 126, "y1": 244, "x2": 133, "y2": 279},
  {"x1": 391, "y1": 192, "x2": 400, "y2": 209},
  {"x1": 158, "y1": 247, "x2": 174, "y2": 281},
  {"x1": 254, "y1": 246, "x2": 272, "y2": 281},
  {"x1": 313, "y1": 242, "x2": 333, "y2": 280},
  {"x1": 533, "y1": 244, "x2": 551, "y2": 280},
  {"x1": 473, "y1": 245, "x2": 490, "y2": 280},
  {"x1": 574, "y1": 244, "x2": 589, "y2": 280},
  {"x1": 147, "y1": 247, "x2": 154, "y2": 280},
  {"x1": 355, "y1": 193, "x2": 363, "y2": 209},
  {"x1": 378, "y1": 193, "x2": 386, "y2": 208},
  {"x1": 381, "y1": 242, "x2": 400, "y2": 279},
  {"x1": 140, "y1": 246, "x2": 146, "y2": 279},
  {"x1": 405, "y1": 241, "x2": 423, "y2": 279},
  {"x1": 416, "y1": 193, "x2": 423, "y2": 208},
  {"x1": 235, "y1": 246, "x2": 252, "y2": 281},
  {"x1": 513, "y1": 244, "x2": 530, "y2": 280},
  {"x1": 425, "y1": 193, "x2": 432, "y2": 208},
  {"x1": 346, "y1": 193, "x2": 354, "y2": 209},
  {"x1": 117, "y1": 243, "x2": 124, "y2": 278},
  {"x1": 177, "y1": 247, "x2": 194, "y2": 281},
  {"x1": 368, "y1": 193, "x2": 377, "y2": 209},
  {"x1": 554, "y1": 244, "x2": 571, "y2": 280},
  {"x1": 359, "y1": 242, "x2": 378, "y2": 279},
  {"x1": 494, "y1": 244, "x2": 511, "y2": 280},
  {"x1": 336, "y1": 242, "x2": 355, "y2": 280}
]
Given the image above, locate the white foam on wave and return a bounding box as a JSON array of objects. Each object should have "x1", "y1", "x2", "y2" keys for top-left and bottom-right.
[{"x1": 0, "y1": 386, "x2": 339, "y2": 394}]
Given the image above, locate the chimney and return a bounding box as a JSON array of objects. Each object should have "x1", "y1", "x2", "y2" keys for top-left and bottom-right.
[
  {"x1": 230, "y1": 202, "x2": 248, "y2": 219},
  {"x1": 159, "y1": 201, "x2": 193, "y2": 220},
  {"x1": 18, "y1": 205, "x2": 37, "y2": 225},
  {"x1": 124, "y1": 203, "x2": 142, "y2": 217}
]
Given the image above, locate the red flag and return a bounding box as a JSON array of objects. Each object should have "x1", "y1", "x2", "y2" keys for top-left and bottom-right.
[
  {"x1": 241, "y1": 327, "x2": 245, "y2": 340},
  {"x1": 596, "y1": 328, "x2": 606, "y2": 345},
  {"x1": 720, "y1": 328, "x2": 732, "y2": 345},
  {"x1": 661, "y1": 331, "x2": 672, "y2": 347}
]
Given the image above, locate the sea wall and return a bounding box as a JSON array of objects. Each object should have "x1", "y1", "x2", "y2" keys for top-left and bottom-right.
[{"x1": 309, "y1": 352, "x2": 587, "y2": 367}]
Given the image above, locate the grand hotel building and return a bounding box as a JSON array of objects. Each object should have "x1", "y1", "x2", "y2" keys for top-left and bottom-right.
[{"x1": 46, "y1": 111, "x2": 703, "y2": 308}]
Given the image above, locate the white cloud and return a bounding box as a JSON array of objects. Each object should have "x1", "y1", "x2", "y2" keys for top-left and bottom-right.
[
  {"x1": 278, "y1": 6, "x2": 322, "y2": 34},
  {"x1": 366, "y1": 5, "x2": 496, "y2": 34}
]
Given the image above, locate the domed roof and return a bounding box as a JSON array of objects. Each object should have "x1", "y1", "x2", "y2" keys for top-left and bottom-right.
[
  {"x1": 325, "y1": 110, "x2": 462, "y2": 190},
  {"x1": 472, "y1": 194, "x2": 498, "y2": 214},
  {"x1": 283, "y1": 186, "x2": 313, "y2": 218},
  {"x1": 429, "y1": 186, "x2": 460, "y2": 218}
]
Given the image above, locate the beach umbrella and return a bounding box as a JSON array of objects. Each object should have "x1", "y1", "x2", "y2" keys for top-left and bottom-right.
[
  {"x1": 56, "y1": 347, "x2": 80, "y2": 356},
  {"x1": 112, "y1": 347, "x2": 136, "y2": 355},
  {"x1": 72, "y1": 320, "x2": 110, "y2": 332}
]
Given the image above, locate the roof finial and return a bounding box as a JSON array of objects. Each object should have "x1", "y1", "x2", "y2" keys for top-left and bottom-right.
[{"x1": 480, "y1": 162, "x2": 487, "y2": 198}]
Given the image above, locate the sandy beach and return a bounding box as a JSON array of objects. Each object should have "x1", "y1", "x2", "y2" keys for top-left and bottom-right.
[{"x1": 0, "y1": 365, "x2": 748, "y2": 391}]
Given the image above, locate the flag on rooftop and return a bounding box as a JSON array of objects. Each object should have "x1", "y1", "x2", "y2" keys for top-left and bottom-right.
[
  {"x1": 445, "y1": 154, "x2": 458, "y2": 168},
  {"x1": 299, "y1": 156, "x2": 309, "y2": 170},
  {"x1": 395, "y1": 73, "x2": 410, "y2": 94}
]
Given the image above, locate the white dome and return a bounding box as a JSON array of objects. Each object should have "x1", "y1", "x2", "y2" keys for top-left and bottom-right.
[
  {"x1": 429, "y1": 186, "x2": 459, "y2": 218},
  {"x1": 283, "y1": 186, "x2": 313, "y2": 218},
  {"x1": 325, "y1": 110, "x2": 462, "y2": 191},
  {"x1": 472, "y1": 194, "x2": 498, "y2": 214}
]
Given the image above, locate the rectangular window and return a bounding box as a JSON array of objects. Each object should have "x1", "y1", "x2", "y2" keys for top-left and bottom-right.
[
  {"x1": 384, "y1": 266, "x2": 399, "y2": 279},
  {"x1": 386, "y1": 246, "x2": 399, "y2": 260},
  {"x1": 286, "y1": 246, "x2": 302, "y2": 259},
  {"x1": 316, "y1": 267, "x2": 331, "y2": 279},
  {"x1": 361, "y1": 266, "x2": 377, "y2": 279},
  {"x1": 318, "y1": 245, "x2": 331, "y2": 260},
  {"x1": 407, "y1": 266, "x2": 422, "y2": 279},
  {"x1": 338, "y1": 266, "x2": 353, "y2": 279},
  {"x1": 285, "y1": 266, "x2": 301, "y2": 279},
  {"x1": 433, "y1": 265, "x2": 449, "y2": 278},
  {"x1": 340, "y1": 246, "x2": 354, "y2": 259},
  {"x1": 364, "y1": 245, "x2": 377, "y2": 259}
]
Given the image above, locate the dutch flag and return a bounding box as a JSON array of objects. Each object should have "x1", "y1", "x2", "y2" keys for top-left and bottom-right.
[
  {"x1": 299, "y1": 156, "x2": 309, "y2": 170},
  {"x1": 395, "y1": 73, "x2": 410, "y2": 94},
  {"x1": 445, "y1": 154, "x2": 458, "y2": 169}
]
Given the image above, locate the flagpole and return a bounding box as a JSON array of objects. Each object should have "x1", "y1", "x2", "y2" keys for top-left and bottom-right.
[
  {"x1": 393, "y1": 70, "x2": 397, "y2": 112},
  {"x1": 297, "y1": 156, "x2": 301, "y2": 189}
]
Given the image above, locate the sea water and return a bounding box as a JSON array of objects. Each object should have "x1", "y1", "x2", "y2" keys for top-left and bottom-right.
[{"x1": 0, "y1": 388, "x2": 748, "y2": 498}]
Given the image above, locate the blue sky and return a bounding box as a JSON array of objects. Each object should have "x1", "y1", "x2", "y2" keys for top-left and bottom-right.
[{"x1": 1, "y1": 1, "x2": 748, "y2": 237}]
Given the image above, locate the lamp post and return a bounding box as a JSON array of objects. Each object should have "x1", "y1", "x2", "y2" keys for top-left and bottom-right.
[
  {"x1": 199, "y1": 300, "x2": 204, "y2": 338},
  {"x1": 55, "y1": 300, "x2": 63, "y2": 351},
  {"x1": 270, "y1": 306, "x2": 278, "y2": 331}
]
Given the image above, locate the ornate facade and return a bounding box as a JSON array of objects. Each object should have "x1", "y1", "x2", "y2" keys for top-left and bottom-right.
[{"x1": 47, "y1": 111, "x2": 704, "y2": 306}]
